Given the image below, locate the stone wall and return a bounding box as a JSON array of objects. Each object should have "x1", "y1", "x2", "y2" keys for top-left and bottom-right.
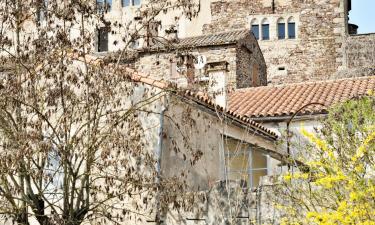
[
  {"x1": 133, "y1": 40, "x2": 267, "y2": 91},
  {"x1": 330, "y1": 33, "x2": 375, "y2": 79},
  {"x1": 204, "y1": 0, "x2": 350, "y2": 84},
  {"x1": 344, "y1": 33, "x2": 375, "y2": 69},
  {"x1": 162, "y1": 95, "x2": 278, "y2": 191},
  {"x1": 236, "y1": 37, "x2": 267, "y2": 88},
  {"x1": 135, "y1": 46, "x2": 237, "y2": 88}
]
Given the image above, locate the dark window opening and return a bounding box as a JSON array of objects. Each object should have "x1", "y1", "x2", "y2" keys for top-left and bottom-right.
[
  {"x1": 36, "y1": 0, "x2": 48, "y2": 22},
  {"x1": 122, "y1": 0, "x2": 141, "y2": 7},
  {"x1": 122, "y1": 0, "x2": 130, "y2": 7},
  {"x1": 288, "y1": 22, "x2": 296, "y2": 39},
  {"x1": 262, "y1": 24, "x2": 270, "y2": 40},
  {"x1": 98, "y1": 27, "x2": 109, "y2": 52},
  {"x1": 251, "y1": 25, "x2": 260, "y2": 40},
  {"x1": 278, "y1": 23, "x2": 285, "y2": 39},
  {"x1": 97, "y1": 0, "x2": 112, "y2": 13},
  {"x1": 278, "y1": 67, "x2": 285, "y2": 71}
]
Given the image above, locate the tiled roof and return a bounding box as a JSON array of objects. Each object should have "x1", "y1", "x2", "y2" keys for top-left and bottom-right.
[
  {"x1": 93, "y1": 30, "x2": 253, "y2": 63},
  {"x1": 125, "y1": 70, "x2": 277, "y2": 139},
  {"x1": 180, "y1": 90, "x2": 278, "y2": 140},
  {"x1": 151, "y1": 29, "x2": 250, "y2": 50},
  {"x1": 72, "y1": 53, "x2": 278, "y2": 140},
  {"x1": 228, "y1": 76, "x2": 375, "y2": 119}
]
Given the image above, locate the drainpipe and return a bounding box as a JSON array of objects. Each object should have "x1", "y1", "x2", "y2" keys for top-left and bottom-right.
[{"x1": 155, "y1": 96, "x2": 168, "y2": 224}]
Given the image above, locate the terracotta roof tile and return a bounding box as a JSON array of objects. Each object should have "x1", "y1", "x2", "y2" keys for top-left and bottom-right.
[
  {"x1": 72, "y1": 53, "x2": 278, "y2": 140},
  {"x1": 228, "y1": 76, "x2": 375, "y2": 119}
]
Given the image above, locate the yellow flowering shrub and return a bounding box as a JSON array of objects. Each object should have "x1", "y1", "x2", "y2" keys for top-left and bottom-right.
[{"x1": 280, "y1": 94, "x2": 375, "y2": 224}]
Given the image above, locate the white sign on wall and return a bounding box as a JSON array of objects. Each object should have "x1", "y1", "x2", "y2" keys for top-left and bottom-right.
[{"x1": 194, "y1": 55, "x2": 207, "y2": 70}]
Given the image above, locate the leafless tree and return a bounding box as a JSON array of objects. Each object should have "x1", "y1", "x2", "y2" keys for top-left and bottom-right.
[{"x1": 0, "y1": 0, "x2": 200, "y2": 224}]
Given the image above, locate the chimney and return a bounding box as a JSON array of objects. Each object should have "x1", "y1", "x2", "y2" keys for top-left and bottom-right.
[
  {"x1": 205, "y1": 61, "x2": 229, "y2": 109},
  {"x1": 165, "y1": 25, "x2": 178, "y2": 41}
]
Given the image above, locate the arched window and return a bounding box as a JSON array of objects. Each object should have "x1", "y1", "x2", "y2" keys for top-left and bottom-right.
[
  {"x1": 288, "y1": 17, "x2": 296, "y2": 39},
  {"x1": 277, "y1": 18, "x2": 285, "y2": 39},
  {"x1": 122, "y1": 0, "x2": 141, "y2": 7},
  {"x1": 261, "y1": 18, "x2": 270, "y2": 40},
  {"x1": 250, "y1": 19, "x2": 259, "y2": 40}
]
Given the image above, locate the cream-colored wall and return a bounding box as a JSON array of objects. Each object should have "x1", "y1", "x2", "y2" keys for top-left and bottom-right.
[
  {"x1": 162, "y1": 95, "x2": 279, "y2": 191},
  {"x1": 102, "y1": 0, "x2": 212, "y2": 52},
  {"x1": 259, "y1": 117, "x2": 323, "y2": 174}
]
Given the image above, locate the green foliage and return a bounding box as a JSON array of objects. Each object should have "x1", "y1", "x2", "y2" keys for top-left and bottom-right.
[{"x1": 280, "y1": 93, "x2": 375, "y2": 225}]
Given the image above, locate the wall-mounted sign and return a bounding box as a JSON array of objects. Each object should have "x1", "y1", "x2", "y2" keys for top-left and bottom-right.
[{"x1": 194, "y1": 55, "x2": 207, "y2": 70}]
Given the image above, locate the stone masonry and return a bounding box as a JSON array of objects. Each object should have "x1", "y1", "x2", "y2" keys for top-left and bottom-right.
[
  {"x1": 98, "y1": 0, "x2": 374, "y2": 85},
  {"x1": 121, "y1": 30, "x2": 267, "y2": 94},
  {"x1": 203, "y1": 0, "x2": 374, "y2": 84}
]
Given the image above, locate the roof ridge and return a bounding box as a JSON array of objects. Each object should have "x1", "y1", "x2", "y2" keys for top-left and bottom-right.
[
  {"x1": 72, "y1": 52, "x2": 278, "y2": 139},
  {"x1": 234, "y1": 75, "x2": 375, "y2": 92},
  {"x1": 229, "y1": 75, "x2": 375, "y2": 119},
  {"x1": 180, "y1": 29, "x2": 249, "y2": 40}
]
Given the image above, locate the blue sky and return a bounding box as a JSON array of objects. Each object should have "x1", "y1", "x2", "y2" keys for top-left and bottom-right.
[{"x1": 349, "y1": 0, "x2": 375, "y2": 34}]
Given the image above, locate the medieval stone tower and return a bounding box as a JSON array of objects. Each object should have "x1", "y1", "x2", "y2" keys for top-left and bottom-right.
[
  {"x1": 202, "y1": 0, "x2": 375, "y2": 84},
  {"x1": 101, "y1": 0, "x2": 374, "y2": 85}
]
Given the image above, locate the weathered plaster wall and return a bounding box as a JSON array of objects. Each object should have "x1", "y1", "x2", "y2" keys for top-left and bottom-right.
[
  {"x1": 102, "y1": 0, "x2": 212, "y2": 52},
  {"x1": 163, "y1": 96, "x2": 225, "y2": 191},
  {"x1": 162, "y1": 95, "x2": 278, "y2": 191}
]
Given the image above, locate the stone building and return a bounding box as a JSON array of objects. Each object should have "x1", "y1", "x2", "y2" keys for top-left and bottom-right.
[
  {"x1": 100, "y1": 0, "x2": 374, "y2": 84},
  {"x1": 102, "y1": 29, "x2": 267, "y2": 107},
  {"x1": 204, "y1": 0, "x2": 375, "y2": 84}
]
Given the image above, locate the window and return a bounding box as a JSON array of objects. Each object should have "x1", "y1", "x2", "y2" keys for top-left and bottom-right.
[
  {"x1": 288, "y1": 17, "x2": 296, "y2": 39},
  {"x1": 122, "y1": 0, "x2": 141, "y2": 7},
  {"x1": 261, "y1": 19, "x2": 270, "y2": 40},
  {"x1": 133, "y1": 0, "x2": 141, "y2": 6},
  {"x1": 224, "y1": 138, "x2": 268, "y2": 188},
  {"x1": 97, "y1": 0, "x2": 112, "y2": 12},
  {"x1": 122, "y1": 0, "x2": 130, "y2": 7},
  {"x1": 277, "y1": 18, "x2": 286, "y2": 39},
  {"x1": 98, "y1": 27, "x2": 109, "y2": 52},
  {"x1": 37, "y1": 0, "x2": 48, "y2": 22},
  {"x1": 250, "y1": 19, "x2": 259, "y2": 40},
  {"x1": 251, "y1": 25, "x2": 260, "y2": 40}
]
